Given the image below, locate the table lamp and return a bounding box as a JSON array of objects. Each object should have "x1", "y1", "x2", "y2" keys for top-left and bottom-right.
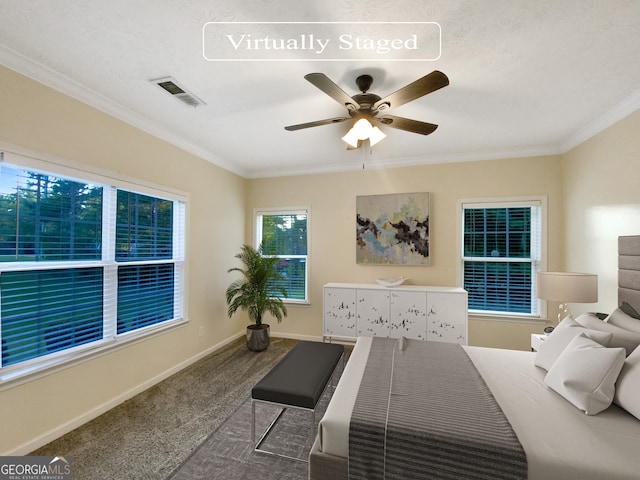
[{"x1": 536, "y1": 271, "x2": 598, "y2": 331}]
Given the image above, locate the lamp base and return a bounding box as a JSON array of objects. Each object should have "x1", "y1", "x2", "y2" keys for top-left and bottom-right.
[
  {"x1": 556, "y1": 303, "x2": 572, "y2": 324},
  {"x1": 543, "y1": 303, "x2": 572, "y2": 335}
]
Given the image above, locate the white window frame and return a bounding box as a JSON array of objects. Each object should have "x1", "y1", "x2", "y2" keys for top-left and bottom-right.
[
  {"x1": 457, "y1": 196, "x2": 547, "y2": 320},
  {"x1": 0, "y1": 148, "x2": 188, "y2": 386},
  {"x1": 254, "y1": 206, "x2": 310, "y2": 305}
]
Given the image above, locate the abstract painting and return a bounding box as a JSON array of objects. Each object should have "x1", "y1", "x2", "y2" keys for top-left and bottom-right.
[{"x1": 356, "y1": 192, "x2": 430, "y2": 265}]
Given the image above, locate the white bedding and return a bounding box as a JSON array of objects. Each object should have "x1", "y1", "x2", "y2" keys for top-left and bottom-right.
[
  {"x1": 319, "y1": 337, "x2": 640, "y2": 480},
  {"x1": 319, "y1": 336, "x2": 372, "y2": 457}
]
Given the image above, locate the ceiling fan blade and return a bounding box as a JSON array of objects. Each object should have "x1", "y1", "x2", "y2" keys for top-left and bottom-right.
[
  {"x1": 304, "y1": 73, "x2": 360, "y2": 110},
  {"x1": 373, "y1": 70, "x2": 449, "y2": 111},
  {"x1": 374, "y1": 115, "x2": 439, "y2": 135},
  {"x1": 284, "y1": 117, "x2": 349, "y2": 131}
]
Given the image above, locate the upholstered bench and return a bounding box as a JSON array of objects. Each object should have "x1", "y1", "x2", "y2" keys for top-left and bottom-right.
[{"x1": 251, "y1": 341, "x2": 345, "y2": 462}]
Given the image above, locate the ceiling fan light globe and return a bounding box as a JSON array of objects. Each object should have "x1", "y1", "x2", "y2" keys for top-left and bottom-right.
[
  {"x1": 369, "y1": 126, "x2": 386, "y2": 146},
  {"x1": 352, "y1": 118, "x2": 373, "y2": 140},
  {"x1": 342, "y1": 128, "x2": 360, "y2": 148}
]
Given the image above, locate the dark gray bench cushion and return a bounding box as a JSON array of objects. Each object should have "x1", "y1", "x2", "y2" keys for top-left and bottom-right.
[{"x1": 252, "y1": 341, "x2": 344, "y2": 409}]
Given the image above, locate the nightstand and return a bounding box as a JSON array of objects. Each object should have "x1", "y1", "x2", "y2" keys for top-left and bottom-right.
[{"x1": 531, "y1": 333, "x2": 546, "y2": 352}]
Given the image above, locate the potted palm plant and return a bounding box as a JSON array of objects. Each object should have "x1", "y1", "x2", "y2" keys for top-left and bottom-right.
[{"x1": 226, "y1": 243, "x2": 288, "y2": 351}]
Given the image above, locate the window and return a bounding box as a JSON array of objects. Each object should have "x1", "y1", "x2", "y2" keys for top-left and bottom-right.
[
  {"x1": 461, "y1": 199, "x2": 543, "y2": 317},
  {"x1": 0, "y1": 155, "x2": 185, "y2": 381},
  {"x1": 115, "y1": 191, "x2": 179, "y2": 335},
  {"x1": 255, "y1": 208, "x2": 309, "y2": 303}
]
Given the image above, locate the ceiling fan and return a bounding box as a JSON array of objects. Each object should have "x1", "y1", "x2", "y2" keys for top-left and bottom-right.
[{"x1": 284, "y1": 71, "x2": 449, "y2": 148}]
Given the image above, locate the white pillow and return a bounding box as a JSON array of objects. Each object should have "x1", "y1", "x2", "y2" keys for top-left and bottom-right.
[
  {"x1": 535, "y1": 316, "x2": 613, "y2": 371},
  {"x1": 614, "y1": 345, "x2": 640, "y2": 421},
  {"x1": 607, "y1": 307, "x2": 640, "y2": 334},
  {"x1": 545, "y1": 334, "x2": 626, "y2": 415},
  {"x1": 575, "y1": 312, "x2": 640, "y2": 355}
]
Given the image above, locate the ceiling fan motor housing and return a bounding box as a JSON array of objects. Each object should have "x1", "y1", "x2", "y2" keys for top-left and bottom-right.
[{"x1": 350, "y1": 93, "x2": 381, "y2": 115}]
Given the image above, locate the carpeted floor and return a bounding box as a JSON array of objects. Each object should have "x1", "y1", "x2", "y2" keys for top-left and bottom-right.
[
  {"x1": 31, "y1": 336, "x2": 303, "y2": 480},
  {"x1": 167, "y1": 395, "x2": 332, "y2": 480}
]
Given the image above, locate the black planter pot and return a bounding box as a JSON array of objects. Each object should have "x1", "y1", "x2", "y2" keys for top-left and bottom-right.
[{"x1": 246, "y1": 324, "x2": 270, "y2": 351}]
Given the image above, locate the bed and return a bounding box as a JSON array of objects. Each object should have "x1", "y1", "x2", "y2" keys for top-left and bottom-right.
[{"x1": 310, "y1": 235, "x2": 640, "y2": 479}]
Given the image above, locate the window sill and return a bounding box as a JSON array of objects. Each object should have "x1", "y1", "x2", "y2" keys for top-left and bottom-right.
[
  {"x1": 469, "y1": 313, "x2": 546, "y2": 324},
  {"x1": 284, "y1": 300, "x2": 310, "y2": 307},
  {"x1": 0, "y1": 318, "x2": 188, "y2": 391}
]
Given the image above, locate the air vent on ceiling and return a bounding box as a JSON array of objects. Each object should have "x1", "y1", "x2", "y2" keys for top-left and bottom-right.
[{"x1": 151, "y1": 77, "x2": 206, "y2": 108}]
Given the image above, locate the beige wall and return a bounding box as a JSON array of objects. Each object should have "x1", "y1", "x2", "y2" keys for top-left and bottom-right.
[
  {"x1": 0, "y1": 66, "x2": 248, "y2": 454},
  {"x1": 563, "y1": 109, "x2": 640, "y2": 315},
  {"x1": 248, "y1": 155, "x2": 565, "y2": 350}
]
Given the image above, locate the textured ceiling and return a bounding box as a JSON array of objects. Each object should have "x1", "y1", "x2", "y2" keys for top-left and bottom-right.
[{"x1": 1, "y1": 0, "x2": 639, "y2": 178}]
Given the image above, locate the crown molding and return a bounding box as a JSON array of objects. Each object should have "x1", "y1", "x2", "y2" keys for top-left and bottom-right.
[
  {"x1": 248, "y1": 144, "x2": 562, "y2": 179},
  {"x1": 561, "y1": 90, "x2": 640, "y2": 153}
]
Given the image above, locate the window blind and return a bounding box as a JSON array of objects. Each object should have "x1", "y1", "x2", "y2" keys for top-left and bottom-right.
[
  {"x1": 116, "y1": 191, "x2": 173, "y2": 260},
  {"x1": 1, "y1": 267, "x2": 104, "y2": 366},
  {"x1": 117, "y1": 264, "x2": 175, "y2": 334}
]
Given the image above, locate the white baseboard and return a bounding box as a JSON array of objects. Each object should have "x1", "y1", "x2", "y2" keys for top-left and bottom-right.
[
  {"x1": 272, "y1": 332, "x2": 356, "y2": 345},
  {"x1": 271, "y1": 332, "x2": 323, "y2": 342},
  {"x1": 8, "y1": 331, "x2": 244, "y2": 456}
]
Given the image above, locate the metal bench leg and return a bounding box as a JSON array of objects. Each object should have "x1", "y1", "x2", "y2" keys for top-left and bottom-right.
[
  {"x1": 251, "y1": 399, "x2": 256, "y2": 448},
  {"x1": 311, "y1": 410, "x2": 316, "y2": 443},
  {"x1": 254, "y1": 403, "x2": 288, "y2": 452},
  {"x1": 251, "y1": 399, "x2": 318, "y2": 463}
]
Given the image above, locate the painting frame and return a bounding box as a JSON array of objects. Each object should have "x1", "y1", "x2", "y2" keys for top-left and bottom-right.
[{"x1": 356, "y1": 192, "x2": 430, "y2": 265}]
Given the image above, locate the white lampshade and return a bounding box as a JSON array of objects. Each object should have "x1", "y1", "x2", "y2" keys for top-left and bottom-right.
[
  {"x1": 536, "y1": 272, "x2": 598, "y2": 303},
  {"x1": 341, "y1": 128, "x2": 360, "y2": 148},
  {"x1": 369, "y1": 126, "x2": 386, "y2": 146},
  {"x1": 342, "y1": 118, "x2": 386, "y2": 147},
  {"x1": 351, "y1": 118, "x2": 373, "y2": 139}
]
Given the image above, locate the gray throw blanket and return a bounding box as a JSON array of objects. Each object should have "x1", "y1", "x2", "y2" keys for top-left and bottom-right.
[{"x1": 348, "y1": 337, "x2": 527, "y2": 480}]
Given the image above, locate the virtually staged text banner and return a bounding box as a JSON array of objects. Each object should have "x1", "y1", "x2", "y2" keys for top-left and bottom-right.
[{"x1": 202, "y1": 22, "x2": 441, "y2": 61}]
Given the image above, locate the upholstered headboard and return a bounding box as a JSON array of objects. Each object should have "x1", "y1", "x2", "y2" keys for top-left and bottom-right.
[{"x1": 618, "y1": 235, "x2": 640, "y2": 313}]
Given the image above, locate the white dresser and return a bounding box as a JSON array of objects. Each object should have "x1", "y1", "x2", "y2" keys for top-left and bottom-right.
[{"x1": 323, "y1": 283, "x2": 468, "y2": 344}]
